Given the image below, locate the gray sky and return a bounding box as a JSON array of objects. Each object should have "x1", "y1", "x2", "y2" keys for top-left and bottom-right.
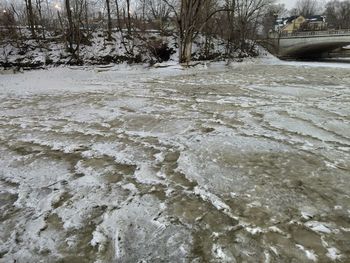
[
  {"x1": 278, "y1": 0, "x2": 326, "y2": 12},
  {"x1": 278, "y1": 0, "x2": 297, "y2": 10}
]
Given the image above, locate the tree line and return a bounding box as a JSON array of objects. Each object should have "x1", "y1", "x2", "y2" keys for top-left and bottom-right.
[{"x1": 1, "y1": 0, "x2": 350, "y2": 64}]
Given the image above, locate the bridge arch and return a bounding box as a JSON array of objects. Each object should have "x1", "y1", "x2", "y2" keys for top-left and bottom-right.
[{"x1": 265, "y1": 30, "x2": 350, "y2": 59}]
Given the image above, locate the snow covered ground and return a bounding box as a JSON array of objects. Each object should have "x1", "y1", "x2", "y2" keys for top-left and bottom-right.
[
  {"x1": 0, "y1": 31, "x2": 230, "y2": 68},
  {"x1": 0, "y1": 59, "x2": 350, "y2": 262}
]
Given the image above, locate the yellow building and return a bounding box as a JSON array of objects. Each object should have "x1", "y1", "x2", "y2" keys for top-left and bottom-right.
[{"x1": 282, "y1": 16, "x2": 306, "y2": 33}]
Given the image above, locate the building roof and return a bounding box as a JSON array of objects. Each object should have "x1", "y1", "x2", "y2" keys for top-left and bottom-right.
[
  {"x1": 275, "y1": 15, "x2": 326, "y2": 27},
  {"x1": 306, "y1": 15, "x2": 326, "y2": 22}
]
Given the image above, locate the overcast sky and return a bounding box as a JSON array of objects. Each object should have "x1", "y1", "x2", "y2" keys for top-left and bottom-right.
[
  {"x1": 278, "y1": 0, "x2": 297, "y2": 10},
  {"x1": 278, "y1": 0, "x2": 327, "y2": 12}
]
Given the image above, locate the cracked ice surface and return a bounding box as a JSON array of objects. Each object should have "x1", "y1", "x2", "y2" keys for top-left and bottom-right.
[{"x1": 0, "y1": 60, "x2": 350, "y2": 262}]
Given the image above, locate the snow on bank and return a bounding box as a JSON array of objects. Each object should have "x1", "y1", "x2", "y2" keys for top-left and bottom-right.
[{"x1": 0, "y1": 30, "x2": 236, "y2": 68}]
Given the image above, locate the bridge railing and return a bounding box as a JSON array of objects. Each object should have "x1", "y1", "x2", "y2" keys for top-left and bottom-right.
[{"x1": 280, "y1": 29, "x2": 350, "y2": 38}]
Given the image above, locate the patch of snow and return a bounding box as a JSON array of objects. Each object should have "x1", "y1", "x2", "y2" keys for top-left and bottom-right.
[
  {"x1": 268, "y1": 226, "x2": 285, "y2": 235},
  {"x1": 245, "y1": 227, "x2": 264, "y2": 235},
  {"x1": 194, "y1": 186, "x2": 231, "y2": 212},
  {"x1": 270, "y1": 246, "x2": 279, "y2": 256},
  {"x1": 326, "y1": 247, "x2": 342, "y2": 261},
  {"x1": 305, "y1": 221, "x2": 332, "y2": 234},
  {"x1": 212, "y1": 244, "x2": 235, "y2": 262},
  {"x1": 134, "y1": 163, "x2": 164, "y2": 185},
  {"x1": 264, "y1": 250, "x2": 271, "y2": 263},
  {"x1": 296, "y1": 244, "x2": 318, "y2": 262}
]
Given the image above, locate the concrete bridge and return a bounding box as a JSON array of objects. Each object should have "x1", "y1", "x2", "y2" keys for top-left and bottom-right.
[{"x1": 263, "y1": 29, "x2": 350, "y2": 59}]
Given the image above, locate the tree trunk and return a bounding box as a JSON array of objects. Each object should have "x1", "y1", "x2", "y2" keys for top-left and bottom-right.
[
  {"x1": 106, "y1": 0, "x2": 112, "y2": 40},
  {"x1": 36, "y1": 0, "x2": 45, "y2": 39},
  {"x1": 115, "y1": 0, "x2": 122, "y2": 32},
  {"x1": 65, "y1": 0, "x2": 74, "y2": 51},
  {"x1": 177, "y1": 0, "x2": 203, "y2": 64},
  {"x1": 57, "y1": 10, "x2": 67, "y2": 49},
  {"x1": 183, "y1": 39, "x2": 193, "y2": 64},
  {"x1": 25, "y1": 0, "x2": 36, "y2": 38},
  {"x1": 84, "y1": 0, "x2": 90, "y2": 35},
  {"x1": 126, "y1": 0, "x2": 132, "y2": 35}
]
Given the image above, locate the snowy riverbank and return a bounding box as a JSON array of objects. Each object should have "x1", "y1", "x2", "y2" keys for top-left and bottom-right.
[{"x1": 0, "y1": 30, "x2": 256, "y2": 69}]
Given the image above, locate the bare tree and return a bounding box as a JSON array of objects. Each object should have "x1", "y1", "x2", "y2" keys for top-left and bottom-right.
[
  {"x1": 25, "y1": 0, "x2": 36, "y2": 38},
  {"x1": 178, "y1": 0, "x2": 204, "y2": 63},
  {"x1": 115, "y1": 0, "x2": 122, "y2": 31},
  {"x1": 234, "y1": 0, "x2": 274, "y2": 52},
  {"x1": 0, "y1": 7, "x2": 18, "y2": 40},
  {"x1": 165, "y1": 0, "x2": 229, "y2": 63},
  {"x1": 35, "y1": 0, "x2": 45, "y2": 39},
  {"x1": 126, "y1": 0, "x2": 132, "y2": 35},
  {"x1": 261, "y1": 3, "x2": 287, "y2": 36},
  {"x1": 146, "y1": 0, "x2": 173, "y2": 33},
  {"x1": 223, "y1": 0, "x2": 236, "y2": 54},
  {"x1": 294, "y1": 0, "x2": 321, "y2": 17},
  {"x1": 324, "y1": 0, "x2": 350, "y2": 29},
  {"x1": 106, "y1": 0, "x2": 112, "y2": 40},
  {"x1": 65, "y1": 0, "x2": 74, "y2": 51}
]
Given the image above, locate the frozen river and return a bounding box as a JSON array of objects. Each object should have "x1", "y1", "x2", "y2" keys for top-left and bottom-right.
[{"x1": 0, "y1": 59, "x2": 349, "y2": 262}]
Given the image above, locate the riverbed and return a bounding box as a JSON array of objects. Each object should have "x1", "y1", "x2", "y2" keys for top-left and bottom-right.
[{"x1": 0, "y1": 58, "x2": 349, "y2": 262}]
